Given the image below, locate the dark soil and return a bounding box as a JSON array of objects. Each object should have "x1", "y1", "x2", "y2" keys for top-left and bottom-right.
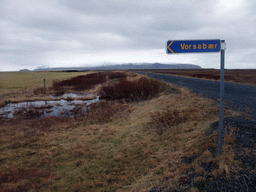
[{"x1": 202, "y1": 117, "x2": 256, "y2": 191}]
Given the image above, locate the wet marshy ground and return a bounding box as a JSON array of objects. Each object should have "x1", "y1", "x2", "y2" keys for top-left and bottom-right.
[
  {"x1": 0, "y1": 71, "x2": 137, "y2": 120},
  {"x1": 0, "y1": 72, "x2": 129, "y2": 120},
  {"x1": 0, "y1": 93, "x2": 99, "y2": 119}
]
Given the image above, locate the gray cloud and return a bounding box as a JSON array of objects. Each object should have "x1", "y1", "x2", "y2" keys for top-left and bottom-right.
[{"x1": 0, "y1": 0, "x2": 256, "y2": 71}]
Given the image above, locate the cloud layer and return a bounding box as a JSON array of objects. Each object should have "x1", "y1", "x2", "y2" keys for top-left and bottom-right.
[{"x1": 0, "y1": 0, "x2": 256, "y2": 71}]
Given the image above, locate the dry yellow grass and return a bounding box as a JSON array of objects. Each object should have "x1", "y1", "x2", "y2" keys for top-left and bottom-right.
[
  {"x1": 0, "y1": 71, "x2": 94, "y2": 104},
  {"x1": 0, "y1": 72, "x2": 242, "y2": 191},
  {"x1": 0, "y1": 71, "x2": 91, "y2": 92}
]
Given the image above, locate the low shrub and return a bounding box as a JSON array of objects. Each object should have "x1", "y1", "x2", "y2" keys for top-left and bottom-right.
[
  {"x1": 99, "y1": 77, "x2": 167, "y2": 101},
  {"x1": 33, "y1": 87, "x2": 46, "y2": 95},
  {"x1": 108, "y1": 72, "x2": 127, "y2": 79},
  {"x1": 51, "y1": 72, "x2": 127, "y2": 92},
  {"x1": 0, "y1": 101, "x2": 7, "y2": 108},
  {"x1": 52, "y1": 76, "x2": 106, "y2": 91}
]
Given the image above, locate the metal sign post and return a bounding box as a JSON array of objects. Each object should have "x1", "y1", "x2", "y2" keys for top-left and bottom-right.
[
  {"x1": 218, "y1": 40, "x2": 226, "y2": 154},
  {"x1": 166, "y1": 39, "x2": 226, "y2": 154}
]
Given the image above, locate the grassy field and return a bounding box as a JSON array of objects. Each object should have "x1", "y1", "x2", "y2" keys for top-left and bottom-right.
[
  {"x1": 136, "y1": 69, "x2": 256, "y2": 85},
  {"x1": 0, "y1": 71, "x2": 91, "y2": 92},
  {"x1": 0, "y1": 71, "x2": 253, "y2": 191}
]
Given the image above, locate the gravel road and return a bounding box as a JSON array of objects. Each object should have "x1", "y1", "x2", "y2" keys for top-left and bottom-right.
[{"x1": 138, "y1": 72, "x2": 256, "y2": 118}]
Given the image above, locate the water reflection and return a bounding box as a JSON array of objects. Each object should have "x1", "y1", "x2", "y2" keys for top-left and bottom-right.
[
  {"x1": 0, "y1": 94, "x2": 99, "y2": 119},
  {"x1": 50, "y1": 92, "x2": 93, "y2": 99}
]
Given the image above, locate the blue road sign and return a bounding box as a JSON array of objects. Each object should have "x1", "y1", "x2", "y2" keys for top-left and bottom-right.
[{"x1": 167, "y1": 39, "x2": 220, "y2": 54}]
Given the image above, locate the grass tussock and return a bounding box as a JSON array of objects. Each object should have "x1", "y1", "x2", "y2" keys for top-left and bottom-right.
[
  {"x1": 28, "y1": 116, "x2": 70, "y2": 132},
  {"x1": 84, "y1": 101, "x2": 132, "y2": 124},
  {"x1": 0, "y1": 71, "x2": 250, "y2": 192},
  {"x1": 145, "y1": 90, "x2": 218, "y2": 135},
  {"x1": 0, "y1": 168, "x2": 53, "y2": 192},
  {"x1": 33, "y1": 87, "x2": 47, "y2": 95},
  {"x1": 73, "y1": 100, "x2": 132, "y2": 124}
]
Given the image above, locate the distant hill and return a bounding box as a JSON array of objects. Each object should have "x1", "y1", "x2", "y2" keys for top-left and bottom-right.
[
  {"x1": 19, "y1": 69, "x2": 31, "y2": 72},
  {"x1": 33, "y1": 63, "x2": 201, "y2": 71}
]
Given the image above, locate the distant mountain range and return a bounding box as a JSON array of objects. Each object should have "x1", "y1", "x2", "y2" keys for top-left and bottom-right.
[
  {"x1": 19, "y1": 69, "x2": 31, "y2": 72},
  {"x1": 32, "y1": 63, "x2": 201, "y2": 71}
]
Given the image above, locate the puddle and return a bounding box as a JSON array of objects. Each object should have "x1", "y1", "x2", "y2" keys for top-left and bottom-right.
[
  {"x1": 0, "y1": 95, "x2": 99, "y2": 119},
  {"x1": 50, "y1": 92, "x2": 93, "y2": 99}
]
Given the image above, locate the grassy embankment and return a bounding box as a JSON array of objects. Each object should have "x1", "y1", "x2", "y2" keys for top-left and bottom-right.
[{"x1": 0, "y1": 71, "x2": 244, "y2": 191}]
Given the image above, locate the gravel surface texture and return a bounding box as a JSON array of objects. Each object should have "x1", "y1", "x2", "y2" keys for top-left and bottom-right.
[{"x1": 148, "y1": 117, "x2": 256, "y2": 192}]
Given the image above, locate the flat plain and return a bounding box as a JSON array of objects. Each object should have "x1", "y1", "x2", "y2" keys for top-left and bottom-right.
[
  {"x1": 0, "y1": 71, "x2": 90, "y2": 92},
  {"x1": 136, "y1": 69, "x2": 256, "y2": 85}
]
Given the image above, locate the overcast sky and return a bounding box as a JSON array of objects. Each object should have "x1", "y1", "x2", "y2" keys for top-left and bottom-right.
[{"x1": 0, "y1": 0, "x2": 256, "y2": 71}]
